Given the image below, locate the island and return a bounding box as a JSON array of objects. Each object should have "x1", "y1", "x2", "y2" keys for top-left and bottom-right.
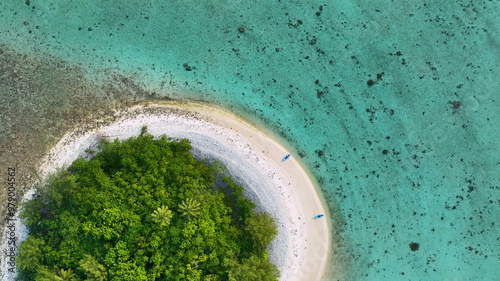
[{"x1": 4, "y1": 102, "x2": 331, "y2": 281}]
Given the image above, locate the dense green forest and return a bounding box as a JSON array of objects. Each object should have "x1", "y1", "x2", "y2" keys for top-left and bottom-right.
[{"x1": 17, "y1": 127, "x2": 279, "y2": 281}]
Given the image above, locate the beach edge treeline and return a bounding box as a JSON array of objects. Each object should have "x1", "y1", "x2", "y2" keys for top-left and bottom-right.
[{"x1": 16, "y1": 126, "x2": 279, "y2": 281}]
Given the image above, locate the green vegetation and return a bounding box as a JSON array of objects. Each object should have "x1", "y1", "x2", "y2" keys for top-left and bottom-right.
[{"x1": 17, "y1": 127, "x2": 279, "y2": 281}]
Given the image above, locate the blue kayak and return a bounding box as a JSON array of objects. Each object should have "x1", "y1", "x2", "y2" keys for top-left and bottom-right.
[
  {"x1": 313, "y1": 214, "x2": 324, "y2": 219},
  {"x1": 281, "y1": 154, "x2": 291, "y2": 162}
]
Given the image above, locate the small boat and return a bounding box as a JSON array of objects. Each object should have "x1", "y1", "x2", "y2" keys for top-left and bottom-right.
[
  {"x1": 313, "y1": 214, "x2": 324, "y2": 219},
  {"x1": 281, "y1": 154, "x2": 291, "y2": 162}
]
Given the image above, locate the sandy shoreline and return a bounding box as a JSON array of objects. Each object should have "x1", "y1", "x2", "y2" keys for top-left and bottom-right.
[{"x1": 2, "y1": 101, "x2": 330, "y2": 280}]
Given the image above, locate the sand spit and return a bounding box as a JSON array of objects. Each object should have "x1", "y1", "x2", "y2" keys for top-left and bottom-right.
[{"x1": 1, "y1": 101, "x2": 330, "y2": 281}]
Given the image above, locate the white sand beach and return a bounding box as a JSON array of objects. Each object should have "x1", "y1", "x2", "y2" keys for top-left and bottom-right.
[{"x1": 2, "y1": 101, "x2": 331, "y2": 281}]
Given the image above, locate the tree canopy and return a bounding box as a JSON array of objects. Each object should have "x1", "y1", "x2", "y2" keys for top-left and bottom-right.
[{"x1": 17, "y1": 127, "x2": 279, "y2": 281}]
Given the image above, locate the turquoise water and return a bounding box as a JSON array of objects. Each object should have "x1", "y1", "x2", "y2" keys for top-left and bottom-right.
[{"x1": 1, "y1": 0, "x2": 499, "y2": 280}]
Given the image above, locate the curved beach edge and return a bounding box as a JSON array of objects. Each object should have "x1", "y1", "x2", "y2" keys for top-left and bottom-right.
[{"x1": 5, "y1": 101, "x2": 332, "y2": 281}]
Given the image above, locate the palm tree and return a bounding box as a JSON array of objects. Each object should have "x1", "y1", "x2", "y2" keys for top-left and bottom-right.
[
  {"x1": 178, "y1": 198, "x2": 201, "y2": 220},
  {"x1": 54, "y1": 268, "x2": 76, "y2": 281},
  {"x1": 151, "y1": 205, "x2": 173, "y2": 226}
]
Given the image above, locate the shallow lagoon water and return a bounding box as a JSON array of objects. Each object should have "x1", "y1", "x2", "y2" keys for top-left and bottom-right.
[{"x1": 0, "y1": 1, "x2": 499, "y2": 280}]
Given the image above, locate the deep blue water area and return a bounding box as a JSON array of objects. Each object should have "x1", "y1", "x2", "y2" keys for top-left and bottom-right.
[{"x1": 1, "y1": 1, "x2": 499, "y2": 280}]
